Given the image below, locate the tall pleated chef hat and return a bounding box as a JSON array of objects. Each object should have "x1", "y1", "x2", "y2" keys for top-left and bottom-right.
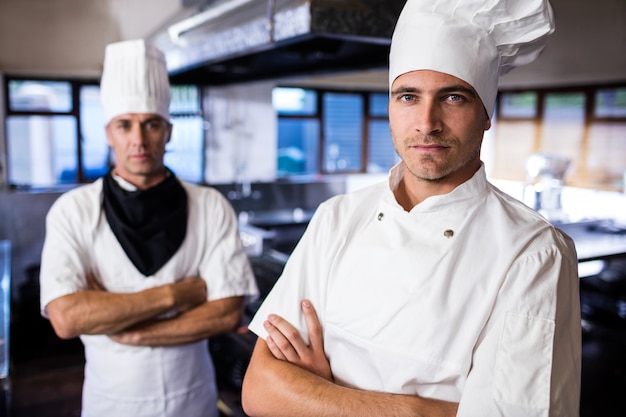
[
  {"x1": 389, "y1": 0, "x2": 555, "y2": 118},
  {"x1": 100, "y1": 39, "x2": 171, "y2": 124}
]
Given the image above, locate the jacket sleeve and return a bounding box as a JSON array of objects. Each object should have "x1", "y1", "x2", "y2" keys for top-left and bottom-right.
[
  {"x1": 248, "y1": 202, "x2": 337, "y2": 344},
  {"x1": 39, "y1": 191, "x2": 94, "y2": 317},
  {"x1": 194, "y1": 188, "x2": 258, "y2": 301},
  {"x1": 456, "y1": 238, "x2": 581, "y2": 417}
]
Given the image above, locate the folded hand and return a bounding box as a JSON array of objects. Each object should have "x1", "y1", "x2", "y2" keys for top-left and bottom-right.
[{"x1": 263, "y1": 299, "x2": 333, "y2": 381}]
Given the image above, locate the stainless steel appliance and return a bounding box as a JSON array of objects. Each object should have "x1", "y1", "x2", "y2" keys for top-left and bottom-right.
[{"x1": 524, "y1": 152, "x2": 571, "y2": 221}]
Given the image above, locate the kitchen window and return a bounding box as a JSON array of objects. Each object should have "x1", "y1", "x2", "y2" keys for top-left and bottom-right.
[
  {"x1": 498, "y1": 92, "x2": 538, "y2": 119},
  {"x1": 273, "y1": 87, "x2": 397, "y2": 177},
  {"x1": 495, "y1": 84, "x2": 626, "y2": 190},
  {"x1": 595, "y1": 88, "x2": 626, "y2": 117},
  {"x1": 368, "y1": 93, "x2": 400, "y2": 173},
  {"x1": 3, "y1": 77, "x2": 204, "y2": 187},
  {"x1": 323, "y1": 92, "x2": 363, "y2": 173},
  {"x1": 273, "y1": 88, "x2": 320, "y2": 176}
]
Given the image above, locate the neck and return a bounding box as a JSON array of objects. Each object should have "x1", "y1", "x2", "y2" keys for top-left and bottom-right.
[
  {"x1": 394, "y1": 162, "x2": 481, "y2": 211},
  {"x1": 112, "y1": 167, "x2": 170, "y2": 191},
  {"x1": 394, "y1": 177, "x2": 447, "y2": 211}
]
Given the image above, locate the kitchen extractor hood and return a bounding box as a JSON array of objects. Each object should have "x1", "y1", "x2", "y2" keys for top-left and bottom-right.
[{"x1": 150, "y1": 0, "x2": 405, "y2": 85}]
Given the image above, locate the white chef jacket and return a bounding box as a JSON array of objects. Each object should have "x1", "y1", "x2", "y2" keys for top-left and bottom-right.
[
  {"x1": 40, "y1": 177, "x2": 258, "y2": 417},
  {"x1": 249, "y1": 163, "x2": 581, "y2": 417}
]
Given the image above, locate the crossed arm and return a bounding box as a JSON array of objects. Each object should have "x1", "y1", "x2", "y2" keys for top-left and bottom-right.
[
  {"x1": 241, "y1": 300, "x2": 458, "y2": 417},
  {"x1": 46, "y1": 274, "x2": 244, "y2": 346}
]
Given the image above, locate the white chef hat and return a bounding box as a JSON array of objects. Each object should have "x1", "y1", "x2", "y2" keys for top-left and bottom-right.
[
  {"x1": 100, "y1": 39, "x2": 171, "y2": 124},
  {"x1": 389, "y1": 0, "x2": 555, "y2": 118}
]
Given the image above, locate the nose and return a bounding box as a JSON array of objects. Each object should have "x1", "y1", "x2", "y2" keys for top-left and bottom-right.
[
  {"x1": 414, "y1": 100, "x2": 443, "y2": 136},
  {"x1": 128, "y1": 123, "x2": 148, "y2": 147}
]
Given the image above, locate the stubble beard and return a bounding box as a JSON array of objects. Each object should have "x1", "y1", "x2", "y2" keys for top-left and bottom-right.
[{"x1": 394, "y1": 135, "x2": 482, "y2": 184}]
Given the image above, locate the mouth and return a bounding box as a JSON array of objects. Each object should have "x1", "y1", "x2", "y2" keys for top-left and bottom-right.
[
  {"x1": 410, "y1": 143, "x2": 450, "y2": 153},
  {"x1": 130, "y1": 153, "x2": 151, "y2": 161}
]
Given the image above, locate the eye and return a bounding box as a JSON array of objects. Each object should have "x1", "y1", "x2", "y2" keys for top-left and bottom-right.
[
  {"x1": 145, "y1": 120, "x2": 161, "y2": 131},
  {"x1": 399, "y1": 94, "x2": 416, "y2": 103},
  {"x1": 447, "y1": 94, "x2": 464, "y2": 103},
  {"x1": 115, "y1": 121, "x2": 132, "y2": 131}
]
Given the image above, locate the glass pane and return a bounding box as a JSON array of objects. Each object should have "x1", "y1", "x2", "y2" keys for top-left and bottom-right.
[
  {"x1": 544, "y1": 93, "x2": 585, "y2": 119},
  {"x1": 540, "y1": 93, "x2": 585, "y2": 184},
  {"x1": 165, "y1": 115, "x2": 204, "y2": 183},
  {"x1": 8, "y1": 80, "x2": 72, "y2": 112},
  {"x1": 586, "y1": 123, "x2": 626, "y2": 189},
  {"x1": 272, "y1": 87, "x2": 317, "y2": 115},
  {"x1": 7, "y1": 115, "x2": 77, "y2": 186},
  {"x1": 491, "y1": 121, "x2": 537, "y2": 181},
  {"x1": 499, "y1": 92, "x2": 537, "y2": 118},
  {"x1": 171, "y1": 85, "x2": 201, "y2": 114},
  {"x1": 367, "y1": 120, "x2": 397, "y2": 173},
  {"x1": 80, "y1": 85, "x2": 110, "y2": 181},
  {"x1": 369, "y1": 93, "x2": 389, "y2": 117},
  {"x1": 323, "y1": 93, "x2": 363, "y2": 173},
  {"x1": 277, "y1": 118, "x2": 320, "y2": 176},
  {"x1": 595, "y1": 88, "x2": 626, "y2": 117}
]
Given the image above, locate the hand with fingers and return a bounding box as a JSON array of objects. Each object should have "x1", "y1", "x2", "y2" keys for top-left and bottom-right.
[
  {"x1": 263, "y1": 299, "x2": 333, "y2": 382},
  {"x1": 169, "y1": 276, "x2": 208, "y2": 313}
]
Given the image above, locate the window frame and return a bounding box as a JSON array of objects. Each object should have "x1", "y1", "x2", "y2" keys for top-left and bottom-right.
[
  {"x1": 275, "y1": 86, "x2": 390, "y2": 177},
  {"x1": 4, "y1": 76, "x2": 88, "y2": 183},
  {"x1": 495, "y1": 81, "x2": 626, "y2": 190},
  {"x1": 2, "y1": 75, "x2": 205, "y2": 186},
  {"x1": 496, "y1": 82, "x2": 626, "y2": 123}
]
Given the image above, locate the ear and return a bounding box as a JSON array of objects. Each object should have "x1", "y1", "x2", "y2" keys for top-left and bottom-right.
[
  {"x1": 484, "y1": 117, "x2": 492, "y2": 131},
  {"x1": 165, "y1": 123, "x2": 173, "y2": 144},
  {"x1": 105, "y1": 124, "x2": 115, "y2": 147}
]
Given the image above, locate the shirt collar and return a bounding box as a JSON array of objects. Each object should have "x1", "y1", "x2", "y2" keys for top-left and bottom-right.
[
  {"x1": 386, "y1": 161, "x2": 489, "y2": 212},
  {"x1": 110, "y1": 169, "x2": 172, "y2": 192},
  {"x1": 111, "y1": 172, "x2": 138, "y2": 191}
]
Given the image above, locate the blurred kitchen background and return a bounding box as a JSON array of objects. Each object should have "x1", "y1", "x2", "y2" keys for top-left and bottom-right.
[{"x1": 0, "y1": 0, "x2": 625, "y2": 416}]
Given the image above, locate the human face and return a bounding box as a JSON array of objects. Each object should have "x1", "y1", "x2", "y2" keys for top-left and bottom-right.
[
  {"x1": 389, "y1": 70, "x2": 491, "y2": 193},
  {"x1": 105, "y1": 113, "x2": 172, "y2": 189}
]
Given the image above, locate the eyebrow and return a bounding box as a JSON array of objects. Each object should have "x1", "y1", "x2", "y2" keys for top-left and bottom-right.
[
  {"x1": 440, "y1": 85, "x2": 479, "y2": 98},
  {"x1": 113, "y1": 115, "x2": 162, "y2": 124},
  {"x1": 391, "y1": 84, "x2": 479, "y2": 99}
]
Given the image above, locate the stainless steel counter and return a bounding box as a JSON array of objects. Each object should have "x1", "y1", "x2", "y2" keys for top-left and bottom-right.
[{"x1": 558, "y1": 220, "x2": 626, "y2": 262}]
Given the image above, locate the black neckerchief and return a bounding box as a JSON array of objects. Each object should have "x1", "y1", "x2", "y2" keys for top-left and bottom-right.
[{"x1": 102, "y1": 169, "x2": 188, "y2": 276}]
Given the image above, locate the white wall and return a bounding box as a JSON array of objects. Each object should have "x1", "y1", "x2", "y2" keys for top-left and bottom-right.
[
  {"x1": 0, "y1": 0, "x2": 184, "y2": 77},
  {"x1": 204, "y1": 81, "x2": 277, "y2": 183},
  {"x1": 499, "y1": 0, "x2": 626, "y2": 88}
]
